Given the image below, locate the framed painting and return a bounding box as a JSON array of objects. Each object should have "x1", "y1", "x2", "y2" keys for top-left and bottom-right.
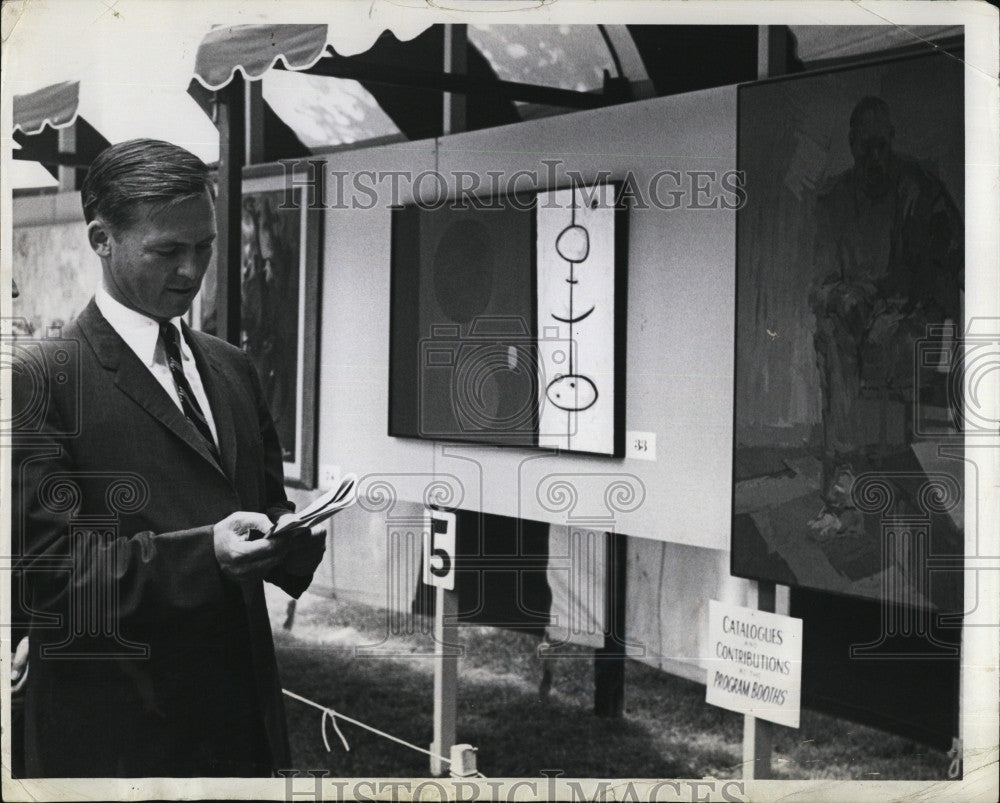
[
  {"x1": 731, "y1": 50, "x2": 964, "y2": 609},
  {"x1": 388, "y1": 182, "x2": 627, "y2": 457},
  {"x1": 197, "y1": 171, "x2": 322, "y2": 488}
]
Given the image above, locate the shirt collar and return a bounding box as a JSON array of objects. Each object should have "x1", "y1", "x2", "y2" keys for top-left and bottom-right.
[{"x1": 95, "y1": 286, "x2": 191, "y2": 368}]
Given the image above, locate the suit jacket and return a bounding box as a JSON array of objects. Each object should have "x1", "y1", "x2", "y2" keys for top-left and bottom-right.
[{"x1": 12, "y1": 298, "x2": 314, "y2": 777}]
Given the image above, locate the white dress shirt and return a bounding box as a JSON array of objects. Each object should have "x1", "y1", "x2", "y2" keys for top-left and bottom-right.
[{"x1": 95, "y1": 286, "x2": 220, "y2": 445}]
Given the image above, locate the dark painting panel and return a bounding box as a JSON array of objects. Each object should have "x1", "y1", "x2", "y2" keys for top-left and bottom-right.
[
  {"x1": 390, "y1": 201, "x2": 537, "y2": 447},
  {"x1": 416, "y1": 203, "x2": 538, "y2": 447},
  {"x1": 198, "y1": 183, "x2": 320, "y2": 488},
  {"x1": 241, "y1": 189, "x2": 302, "y2": 463},
  {"x1": 732, "y1": 51, "x2": 965, "y2": 610}
]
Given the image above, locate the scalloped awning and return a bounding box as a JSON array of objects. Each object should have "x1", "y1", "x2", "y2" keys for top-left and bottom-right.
[
  {"x1": 13, "y1": 80, "x2": 80, "y2": 135},
  {"x1": 192, "y1": 25, "x2": 329, "y2": 89},
  {"x1": 12, "y1": 79, "x2": 111, "y2": 183},
  {"x1": 191, "y1": 22, "x2": 436, "y2": 90}
]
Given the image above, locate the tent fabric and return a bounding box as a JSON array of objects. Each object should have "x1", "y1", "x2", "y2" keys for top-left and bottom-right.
[
  {"x1": 191, "y1": 22, "x2": 440, "y2": 91},
  {"x1": 790, "y1": 24, "x2": 962, "y2": 63},
  {"x1": 13, "y1": 81, "x2": 80, "y2": 135},
  {"x1": 193, "y1": 24, "x2": 330, "y2": 90}
]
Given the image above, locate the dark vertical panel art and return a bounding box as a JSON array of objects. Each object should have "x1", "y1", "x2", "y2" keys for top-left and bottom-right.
[
  {"x1": 391, "y1": 200, "x2": 537, "y2": 447},
  {"x1": 390, "y1": 186, "x2": 625, "y2": 456},
  {"x1": 732, "y1": 52, "x2": 965, "y2": 612},
  {"x1": 241, "y1": 190, "x2": 302, "y2": 463},
  {"x1": 199, "y1": 184, "x2": 321, "y2": 487}
]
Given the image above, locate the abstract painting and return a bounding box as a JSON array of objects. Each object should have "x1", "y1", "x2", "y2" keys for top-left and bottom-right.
[
  {"x1": 389, "y1": 183, "x2": 625, "y2": 456},
  {"x1": 536, "y1": 184, "x2": 619, "y2": 455}
]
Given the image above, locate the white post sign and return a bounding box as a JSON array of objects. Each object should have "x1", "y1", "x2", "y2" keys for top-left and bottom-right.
[
  {"x1": 424, "y1": 509, "x2": 456, "y2": 591},
  {"x1": 706, "y1": 600, "x2": 803, "y2": 728}
]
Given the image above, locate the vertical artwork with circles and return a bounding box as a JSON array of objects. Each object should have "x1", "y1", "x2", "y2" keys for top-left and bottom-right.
[
  {"x1": 536, "y1": 184, "x2": 618, "y2": 455},
  {"x1": 389, "y1": 183, "x2": 625, "y2": 456}
]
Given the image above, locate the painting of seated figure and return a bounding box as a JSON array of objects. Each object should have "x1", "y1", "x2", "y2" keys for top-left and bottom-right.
[{"x1": 732, "y1": 50, "x2": 965, "y2": 612}]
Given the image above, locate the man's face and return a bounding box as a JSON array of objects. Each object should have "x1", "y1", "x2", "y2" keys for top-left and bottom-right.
[
  {"x1": 850, "y1": 111, "x2": 895, "y2": 200},
  {"x1": 94, "y1": 189, "x2": 216, "y2": 321}
]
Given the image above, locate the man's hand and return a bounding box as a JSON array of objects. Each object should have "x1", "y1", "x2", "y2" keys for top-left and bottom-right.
[{"x1": 213, "y1": 511, "x2": 287, "y2": 582}]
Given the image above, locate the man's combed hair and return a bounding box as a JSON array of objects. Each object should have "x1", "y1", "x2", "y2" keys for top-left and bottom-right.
[{"x1": 80, "y1": 138, "x2": 214, "y2": 232}]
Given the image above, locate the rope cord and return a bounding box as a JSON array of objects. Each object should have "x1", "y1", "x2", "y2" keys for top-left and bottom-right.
[
  {"x1": 282, "y1": 688, "x2": 486, "y2": 778},
  {"x1": 321, "y1": 708, "x2": 350, "y2": 753}
]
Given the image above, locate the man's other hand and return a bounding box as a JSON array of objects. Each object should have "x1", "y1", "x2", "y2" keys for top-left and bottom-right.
[{"x1": 213, "y1": 511, "x2": 287, "y2": 581}]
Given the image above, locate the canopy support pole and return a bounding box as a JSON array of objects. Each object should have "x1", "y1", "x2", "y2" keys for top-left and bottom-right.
[
  {"x1": 300, "y1": 57, "x2": 608, "y2": 110},
  {"x1": 443, "y1": 24, "x2": 467, "y2": 134},
  {"x1": 741, "y1": 27, "x2": 790, "y2": 781},
  {"x1": 429, "y1": 25, "x2": 467, "y2": 777},
  {"x1": 213, "y1": 74, "x2": 245, "y2": 346},
  {"x1": 758, "y1": 24, "x2": 790, "y2": 77},
  {"x1": 57, "y1": 124, "x2": 81, "y2": 191},
  {"x1": 594, "y1": 530, "x2": 627, "y2": 717},
  {"x1": 246, "y1": 79, "x2": 265, "y2": 165}
]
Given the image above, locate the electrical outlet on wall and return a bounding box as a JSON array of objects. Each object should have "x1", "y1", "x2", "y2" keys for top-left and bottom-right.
[{"x1": 318, "y1": 464, "x2": 341, "y2": 490}]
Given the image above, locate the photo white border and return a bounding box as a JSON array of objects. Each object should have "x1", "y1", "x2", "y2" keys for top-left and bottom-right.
[{"x1": 1, "y1": 2, "x2": 996, "y2": 801}]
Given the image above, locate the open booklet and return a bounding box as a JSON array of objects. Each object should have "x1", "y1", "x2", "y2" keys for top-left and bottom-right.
[{"x1": 269, "y1": 471, "x2": 358, "y2": 538}]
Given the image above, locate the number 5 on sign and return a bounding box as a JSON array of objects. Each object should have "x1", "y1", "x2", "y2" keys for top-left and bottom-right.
[{"x1": 424, "y1": 509, "x2": 456, "y2": 590}]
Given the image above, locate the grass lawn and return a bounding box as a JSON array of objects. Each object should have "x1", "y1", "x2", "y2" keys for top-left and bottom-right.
[{"x1": 268, "y1": 587, "x2": 950, "y2": 780}]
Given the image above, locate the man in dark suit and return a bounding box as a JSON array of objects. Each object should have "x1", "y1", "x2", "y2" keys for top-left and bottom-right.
[{"x1": 11, "y1": 139, "x2": 325, "y2": 777}]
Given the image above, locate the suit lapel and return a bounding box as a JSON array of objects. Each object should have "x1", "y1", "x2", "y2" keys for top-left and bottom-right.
[
  {"x1": 183, "y1": 323, "x2": 240, "y2": 484},
  {"x1": 76, "y1": 299, "x2": 229, "y2": 480}
]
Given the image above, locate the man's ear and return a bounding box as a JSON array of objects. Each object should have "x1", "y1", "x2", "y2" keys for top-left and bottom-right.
[{"x1": 87, "y1": 219, "x2": 113, "y2": 258}]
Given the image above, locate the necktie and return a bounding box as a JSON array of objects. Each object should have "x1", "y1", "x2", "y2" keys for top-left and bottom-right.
[{"x1": 158, "y1": 322, "x2": 220, "y2": 464}]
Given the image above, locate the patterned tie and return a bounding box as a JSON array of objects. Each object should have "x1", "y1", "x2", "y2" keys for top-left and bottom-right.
[{"x1": 158, "y1": 322, "x2": 220, "y2": 464}]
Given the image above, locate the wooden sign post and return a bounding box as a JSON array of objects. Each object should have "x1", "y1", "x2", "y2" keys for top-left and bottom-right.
[
  {"x1": 743, "y1": 580, "x2": 776, "y2": 780},
  {"x1": 426, "y1": 508, "x2": 458, "y2": 776}
]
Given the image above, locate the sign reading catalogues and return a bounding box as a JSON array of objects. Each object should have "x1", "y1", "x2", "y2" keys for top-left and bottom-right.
[{"x1": 705, "y1": 600, "x2": 803, "y2": 728}]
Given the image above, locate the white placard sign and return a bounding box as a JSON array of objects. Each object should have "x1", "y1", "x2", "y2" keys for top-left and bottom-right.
[
  {"x1": 423, "y1": 509, "x2": 456, "y2": 591},
  {"x1": 626, "y1": 430, "x2": 657, "y2": 461},
  {"x1": 705, "y1": 600, "x2": 803, "y2": 728}
]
